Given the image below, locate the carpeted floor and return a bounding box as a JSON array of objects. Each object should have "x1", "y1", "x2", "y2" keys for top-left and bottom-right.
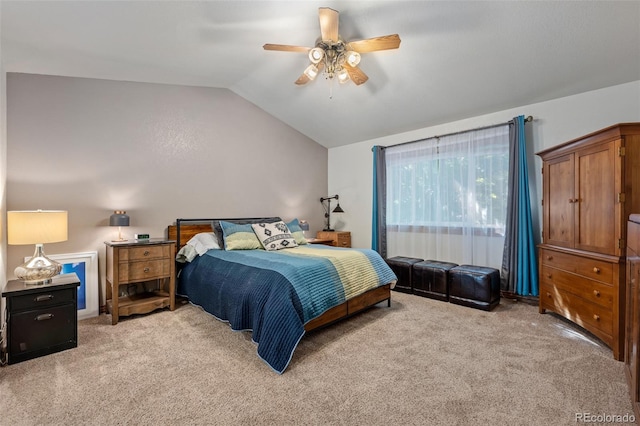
[{"x1": 0, "y1": 292, "x2": 635, "y2": 425}]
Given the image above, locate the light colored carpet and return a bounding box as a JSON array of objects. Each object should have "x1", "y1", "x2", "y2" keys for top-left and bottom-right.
[{"x1": 0, "y1": 292, "x2": 634, "y2": 425}]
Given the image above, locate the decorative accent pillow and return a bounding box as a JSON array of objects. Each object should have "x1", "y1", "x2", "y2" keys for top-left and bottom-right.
[
  {"x1": 286, "y1": 218, "x2": 308, "y2": 245},
  {"x1": 252, "y1": 221, "x2": 298, "y2": 251},
  {"x1": 219, "y1": 221, "x2": 263, "y2": 250}
]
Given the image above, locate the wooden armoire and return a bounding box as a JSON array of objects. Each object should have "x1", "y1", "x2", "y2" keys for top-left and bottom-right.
[
  {"x1": 537, "y1": 123, "x2": 640, "y2": 360},
  {"x1": 625, "y1": 214, "x2": 640, "y2": 418}
]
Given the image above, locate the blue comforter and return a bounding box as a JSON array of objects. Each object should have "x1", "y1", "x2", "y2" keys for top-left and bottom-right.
[{"x1": 177, "y1": 245, "x2": 397, "y2": 373}]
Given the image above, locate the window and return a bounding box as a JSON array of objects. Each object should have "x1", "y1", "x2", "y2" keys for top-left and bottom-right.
[{"x1": 385, "y1": 125, "x2": 509, "y2": 267}]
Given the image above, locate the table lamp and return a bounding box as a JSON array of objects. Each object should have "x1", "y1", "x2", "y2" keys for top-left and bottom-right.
[
  {"x1": 7, "y1": 210, "x2": 68, "y2": 284},
  {"x1": 320, "y1": 195, "x2": 345, "y2": 231},
  {"x1": 109, "y1": 210, "x2": 130, "y2": 241},
  {"x1": 299, "y1": 220, "x2": 310, "y2": 238}
]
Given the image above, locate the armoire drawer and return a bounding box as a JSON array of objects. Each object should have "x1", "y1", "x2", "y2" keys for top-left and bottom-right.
[
  {"x1": 539, "y1": 248, "x2": 613, "y2": 284},
  {"x1": 540, "y1": 282, "x2": 613, "y2": 338},
  {"x1": 540, "y1": 265, "x2": 614, "y2": 309}
]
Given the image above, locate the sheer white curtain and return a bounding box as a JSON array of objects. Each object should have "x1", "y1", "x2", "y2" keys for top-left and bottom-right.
[{"x1": 385, "y1": 125, "x2": 509, "y2": 269}]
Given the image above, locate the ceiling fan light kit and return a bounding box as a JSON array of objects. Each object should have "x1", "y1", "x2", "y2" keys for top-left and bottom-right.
[{"x1": 264, "y1": 7, "x2": 400, "y2": 89}]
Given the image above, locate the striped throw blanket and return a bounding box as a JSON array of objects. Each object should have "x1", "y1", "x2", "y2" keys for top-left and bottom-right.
[{"x1": 177, "y1": 245, "x2": 397, "y2": 373}]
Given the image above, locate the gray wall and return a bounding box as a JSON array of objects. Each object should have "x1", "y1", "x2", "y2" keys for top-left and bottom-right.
[
  {"x1": 6, "y1": 73, "x2": 327, "y2": 304},
  {"x1": 329, "y1": 81, "x2": 640, "y2": 250}
]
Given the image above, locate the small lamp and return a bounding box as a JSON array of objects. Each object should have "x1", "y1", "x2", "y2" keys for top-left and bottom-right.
[
  {"x1": 320, "y1": 195, "x2": 345, "y2": 232},
  {"x1": 7, "y1": 210, "x2": 68, "y2": 284},
  {"x1": 299, "y1": 220, "x2": 310, "y2": 238},
  {"x1": 109, "y1": 210, "x2": 130, "y2": 241}
]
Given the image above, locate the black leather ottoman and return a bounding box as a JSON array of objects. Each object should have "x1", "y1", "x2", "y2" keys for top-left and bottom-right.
[
  {"x1": 449, "y1": 265, "x2": 500, "y2": 311},
  {"x1": 413, "y1": 260, "x2": 458, "y2": 301},
  {"x1": 386, "y1": 256, "x2": 423, "y2": 294}
]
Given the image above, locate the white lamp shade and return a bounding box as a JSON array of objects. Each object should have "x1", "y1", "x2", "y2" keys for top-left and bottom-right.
[{"x1": 7, "y1": 210, "x2": 68, "y2": 245}]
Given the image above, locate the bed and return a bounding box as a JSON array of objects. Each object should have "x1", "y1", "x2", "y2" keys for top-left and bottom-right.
[{"x1": 168, "y1": 217, "x2": 397, "y2": 373}]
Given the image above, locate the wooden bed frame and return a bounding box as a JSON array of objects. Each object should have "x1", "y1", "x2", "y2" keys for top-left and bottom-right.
[{"x1": 167, "y1": 219, "x2": 392, "y2": 332}]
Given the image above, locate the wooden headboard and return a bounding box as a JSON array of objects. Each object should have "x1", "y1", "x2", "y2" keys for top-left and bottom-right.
[
  {"x1": 168, "y1": 217, "x2": 282, "y2": 250},
  {"x1": 168, "y1": 222, "x2": 213, "y2": 249}
]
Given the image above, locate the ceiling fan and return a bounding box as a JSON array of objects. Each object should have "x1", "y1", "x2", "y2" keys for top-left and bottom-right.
[{"x1": 263, "y1": 7, "x2": 401, "y2": 86}]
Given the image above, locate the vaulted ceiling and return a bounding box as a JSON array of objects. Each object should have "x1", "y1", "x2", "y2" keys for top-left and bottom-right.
[{"x1": 2, "y1": 1, "x2": 639, "y2": 148}]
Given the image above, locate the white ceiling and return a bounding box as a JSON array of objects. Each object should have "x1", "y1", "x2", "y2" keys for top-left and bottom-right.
[{"x1": 2, "y1": 1, "x2": 640, "y2": 148}]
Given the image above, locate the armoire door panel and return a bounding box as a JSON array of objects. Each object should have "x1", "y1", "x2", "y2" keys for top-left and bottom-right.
[
  {"x1": 545, "y1": 154, "x2": 574, "y2": 248},
  {"x1": 575, "y1": 142, "x2": 616, "y2": 254}
]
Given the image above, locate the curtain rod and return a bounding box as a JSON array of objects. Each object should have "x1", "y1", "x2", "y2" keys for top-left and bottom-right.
[{"x1": 375, "y1": 115, "x2": 533, "y2": 150}]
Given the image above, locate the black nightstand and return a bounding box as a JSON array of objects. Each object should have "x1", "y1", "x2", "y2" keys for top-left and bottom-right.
[{"x1": 2, "y1": 273, "x2": 80, "y2": 364}]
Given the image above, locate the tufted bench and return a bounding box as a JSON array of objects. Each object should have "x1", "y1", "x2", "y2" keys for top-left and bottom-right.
[
  {"x1": 449, "y1": 265, "x2": 501, "y2": 311},
  {"x1": 385, "y1": 256, "x2": 423, "y2": 294},
  {"x1": 412, "y1": 260, "x2": 458, "y2": 302}
]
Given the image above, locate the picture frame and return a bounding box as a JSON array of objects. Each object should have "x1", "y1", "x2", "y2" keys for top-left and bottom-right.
[{"x1": 27, "y1": 251, "x2": 99, "y2": 320}]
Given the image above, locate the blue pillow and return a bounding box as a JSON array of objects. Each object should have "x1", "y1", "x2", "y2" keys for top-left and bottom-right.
[
  {"x1": 286, "y1": 218, "x2": 308, "y2": 245},
  {"x1": 219, "y1": 220, "x2": 263, "y2": 250}
]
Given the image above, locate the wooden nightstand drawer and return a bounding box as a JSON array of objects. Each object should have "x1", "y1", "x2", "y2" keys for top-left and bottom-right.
[
  {"x1": 118, "y1": 259, "x2": 170, "y2": 283},
  {"x1": 316, "y1": 231, "x2": 351, "y2": 248},
  {"x1": 120, "y1": 245, "x2": 169, "y2": 262},
  {"x1": 336, "y1": 234, "x2": 351, "y2": 248}
]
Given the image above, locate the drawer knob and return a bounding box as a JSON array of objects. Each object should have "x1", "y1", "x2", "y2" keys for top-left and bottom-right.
[
  {"x1": 593, "y1": 314, "x2": 600, "y2": 321},
  {"x1": 144, "y1": 250, "x2": 150, "y2": 256},
  {"x1": 34, "y1": 294, "x2": 54, "y2": 302},
  {"x1": 593, "y1": 290, "x2": 600, "y2": 297},
  {"x1": 593, "y1": 267, "x2": 600, "y2": 273},
  {"x1": 546, "y1": 256, "x2": 553, "y2": 261},
  {"x1": 35, "y1": 313, "x2": 54, "y2": 321},
  {"x1": 144, "y1": 267, "x2": 150, "y2": 273},
  {"x1": 546, "y1": 292, "x2": 551, "y2": 298},
  {"x1": 546, "y1": 274, "x2": 552, "y2": 279}
]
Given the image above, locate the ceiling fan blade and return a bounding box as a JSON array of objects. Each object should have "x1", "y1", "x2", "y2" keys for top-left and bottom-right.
[
  {"x1": 319, "y1": 7, "x2": 339, "y2": 42},
  {"x1": 345, "y1": 64, "x2": 368, "y2": 86},
  {"x1": 347, "y1": 34, "x2": 401, "y2": 53},
  {"x1": 263, "y1": 44, "x2": 311, "y2": 53},
  {"x1": 295, "y1": 74, "x2": 310, "y2": 85}
]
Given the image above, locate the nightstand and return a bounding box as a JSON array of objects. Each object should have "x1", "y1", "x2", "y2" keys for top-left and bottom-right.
[
  {"x1": 316, "y1": 231, "x2": 351, "y2": 248},
  {"x1": 105, "y1": 239, "x2": 176, "y2": 325},
  {"x1": 2, "y1": 273, "x2": 80, "y2": 364},
  {"x1": 307, "y1": 237, "x2": 335, "y2": 245}
]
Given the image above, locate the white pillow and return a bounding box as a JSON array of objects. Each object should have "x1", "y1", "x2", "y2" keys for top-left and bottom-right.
[
  {"x1": 251, "y1": 221, "x2": 298, "y2": 251},
  {"x1": 176, "y1": 245, "x2": 197, "y2": 263},
  {"x1": 187, "y1": 232, "x2": 220, "y2": 255}
]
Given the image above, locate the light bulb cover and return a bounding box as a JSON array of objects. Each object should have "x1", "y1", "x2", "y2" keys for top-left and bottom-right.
[
  {"x1": 337, "y1": 68, "x2": 350, "y2": 84},
  {"x1": 345, "y1": 51, "x2": 361, "y2": 67},
  {"x1": 308, "y1": 47, "x2": 325, "y2": 64},
  {"x1": 304, "y1": 64, "x2": 319, "y2": 80}
]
